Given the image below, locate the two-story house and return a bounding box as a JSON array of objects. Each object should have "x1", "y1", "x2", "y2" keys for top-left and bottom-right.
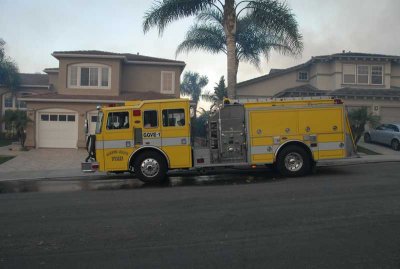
[
  {"x1": 1, "y1": 73, "x2": 50, "y2": 132},
  {"x1": 236, "y1": 52, "x2": 400, "y2": 123},
  {"x1": 19, "y1": 50, "x2": 185, "y2": 148}
]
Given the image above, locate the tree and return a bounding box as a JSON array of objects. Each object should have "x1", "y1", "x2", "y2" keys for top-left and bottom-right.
[
  {"x1": 193, "y1": 107, "x2": 212, "y2": 139},
  {"x1": 0, "y1": 38, "x2": 20, "y2": 92},
  {"x1": 2, "y1": 110, "x2": 30, "y2": 147},
  {"x1": 348, "y1": 107, "x2": 380, "y2": 145},
  {"x1": 202, "y1": 75, "x2": 227, "y2": 109},
  {"x1": 180, "y1": 71, "x2": 209, "y2": 117},
  {"x1": 1, "y1": 38, "x2": 22, "y2": 144},
  {"x1": 143, "y1": 0, "x2": 302, "y2": 99}
]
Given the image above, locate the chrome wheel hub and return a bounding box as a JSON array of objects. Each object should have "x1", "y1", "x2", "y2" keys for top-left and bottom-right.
[
  {"x1": 140, "y1": 158, "x2": 160, "y2": 178},
  {"x1": 284, "y1": 152, "x2": 303, "y2": 172}
]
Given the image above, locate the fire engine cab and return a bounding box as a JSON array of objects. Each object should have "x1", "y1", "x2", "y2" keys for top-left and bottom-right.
[{"x1": 82, "y1": 97, "x2": 356, "y2": 183}]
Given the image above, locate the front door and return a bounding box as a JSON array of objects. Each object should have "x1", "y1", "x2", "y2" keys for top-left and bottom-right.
[{"x1": 102, "y1": 109, "x2": 134, "y2": 171}]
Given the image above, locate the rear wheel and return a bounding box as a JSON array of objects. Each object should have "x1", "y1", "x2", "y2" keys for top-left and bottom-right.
[
  {"x1": 391, "y1": 139, "x2": 400, "y2": 151},
  {"x1": 364, "y1": 133, "x2": 371, "y2": 143},
  {"x1": 276, "y1": 145, "x2": 311, "y2": 177},
  {"x1": 134, "y1": 151, "x2": 167, "y2": 183}
]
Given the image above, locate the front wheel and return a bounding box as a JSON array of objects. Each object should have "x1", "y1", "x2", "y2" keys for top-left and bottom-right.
[
  {"x1": 276, "y1": 145, "x2": 311, "y2": 177},
  {"x1": 391, "y1": 139, "x2": 400, "y2": 151},
  {"x1": 134, "y1": 151, "x2": 167, "y2": 183}
]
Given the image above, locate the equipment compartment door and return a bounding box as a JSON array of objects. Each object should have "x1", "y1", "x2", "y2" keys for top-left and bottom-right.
[{"x1": 160, "y1": 102, "x2": 192, "y2": 168}]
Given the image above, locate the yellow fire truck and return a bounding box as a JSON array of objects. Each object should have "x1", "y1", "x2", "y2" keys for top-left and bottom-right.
[{"x1": 82, "y1": 97, "x2": 356, "y2": 183}]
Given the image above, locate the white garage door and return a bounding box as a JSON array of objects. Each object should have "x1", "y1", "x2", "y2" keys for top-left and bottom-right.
[{"x1": 38, "y1": 110, "x2": 78, "y2": 148}]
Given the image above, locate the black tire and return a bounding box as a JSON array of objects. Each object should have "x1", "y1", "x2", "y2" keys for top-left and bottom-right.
[
  {"x1": 364, "y1": 133, "x2": 371, "y2": 143},
  {"x1": 391, "y1": 139, "x2": 400, "y2": 151},
  {"x1": 276, "y1": 145, "x2": 311, "y2": 177},
  {"x1": 134, "y1": 151, "x2": 167, "y2": 183}
]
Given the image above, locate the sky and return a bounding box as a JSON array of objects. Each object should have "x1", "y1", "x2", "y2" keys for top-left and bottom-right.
[{"x1": 1, "y1": 0, "x2": 400, "y2": 109}]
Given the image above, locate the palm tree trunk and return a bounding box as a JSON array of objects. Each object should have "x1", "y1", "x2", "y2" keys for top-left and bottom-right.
[{"x1": 223, "y1": 0, "x2": 237, "y2": 100}]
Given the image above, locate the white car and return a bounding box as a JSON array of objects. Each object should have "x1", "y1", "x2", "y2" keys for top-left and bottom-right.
[{"x1": 364, "y1": 123, "x2": 400, "y2": 151}]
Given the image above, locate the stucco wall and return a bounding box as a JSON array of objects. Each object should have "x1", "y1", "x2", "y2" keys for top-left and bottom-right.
[
  {"x1": 121, "y1": 64, "x2": 182, "y2": 98},
  {"x1": 48, "y1": 73, "x2": 59, "y2": 90},
  {"x1": 236, "y1": 70, "x2": 308, "y2": 97},
  {"x1": 25, "y1": 101, "x2": 98, "y2": 148},
  {"x1": 57, "y1": 57, "x2": 122, "y2": 96}
]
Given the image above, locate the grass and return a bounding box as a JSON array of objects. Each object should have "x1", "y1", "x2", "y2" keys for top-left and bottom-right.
[
  {"x1": 357, "y1": 145, "x2": 381, "y2": 155},
  {"x1": 0, "y1": 155, "x2": 14, "y2": 165}
]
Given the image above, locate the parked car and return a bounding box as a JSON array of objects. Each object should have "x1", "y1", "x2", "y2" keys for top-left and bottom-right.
[{"x1": 364, "y1": 123, "x2": 400, "y2": 151}]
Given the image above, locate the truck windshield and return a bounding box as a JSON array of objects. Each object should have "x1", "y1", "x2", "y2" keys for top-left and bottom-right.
[{"x1": 95, "y1": 112, "x2": 103, "y2": 134}]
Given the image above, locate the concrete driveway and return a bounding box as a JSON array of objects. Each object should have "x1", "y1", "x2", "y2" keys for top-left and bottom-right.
[{"x1": 0, "y1": 147, "x2": 90, "y2": 180}]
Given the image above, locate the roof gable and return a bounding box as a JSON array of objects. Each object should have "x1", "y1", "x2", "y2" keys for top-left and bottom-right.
[{"x1": 52, "y1": 50, "x2": 185, "y2": 65}]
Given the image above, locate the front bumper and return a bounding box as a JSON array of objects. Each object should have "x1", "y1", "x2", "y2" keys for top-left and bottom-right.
[{"x1": 81, "y1": 161, "x2": 99, "y2": 173}]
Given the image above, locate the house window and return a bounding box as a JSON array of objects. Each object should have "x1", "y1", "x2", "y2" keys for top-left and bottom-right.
[
  {"x1": 101, "y1": 68, "x2": 109, "y2": 87},
  {"x1": 371, "y1": 65, "x2": 383, "y2": 85},
  {"x1": 162, "y1": 109, "x2": 185, "y2": 127},
  {"x1": 298, "y1": 71, "x2": 308, "y2": 81},
  {"x1": 343, "y1": 64, "x2": 356, "y2": 84},
  {"x1": 357, "y1": 65, "x2": 369, "y2": 84},
  {"x1": 4, "y1": 94, "x2": 13, "y2": 108},
  {"x1": 161, "y1": 71, "x2": 175, "y2": 94},
  {"x1": 68, "y1": 64, "x2": 111, "y2": 89}
]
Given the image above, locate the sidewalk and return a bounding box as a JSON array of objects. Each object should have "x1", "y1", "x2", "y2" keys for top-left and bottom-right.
[{"x1": 358, "y1": 141, "x2": 400, "y2": 155}]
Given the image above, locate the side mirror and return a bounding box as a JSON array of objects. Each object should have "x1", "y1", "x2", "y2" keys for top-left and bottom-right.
[{"x1": 84, "y1": 119, "x2": 89, "y2": 134}]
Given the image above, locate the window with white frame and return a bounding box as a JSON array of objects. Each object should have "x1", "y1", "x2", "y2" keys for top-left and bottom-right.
[
  {"x1": 2, "y1": 93, "x2": 28, "y2": 110},
  {"x1": 68, "y1": 64, "x2": 111, "y2": 89},
  {"x1": 298, "y1": 71, "x2": 308, "y2": 81},
  {"x1": 357, "y1": 65, "x2": 369, "y2": 84},
  {"x1": 343, "y1": 64, "x2": 384, "y2": 85},
  {"x1": 4, "y1": 94, "x2": 13, "y2": 108},
  {"x1": 371, "y1": 65, "x2": 383, "y2": 85},
  {"x1": 343, "y1": 64, "x2": 356, "y2": 84},
  {"x1": 161, "y1": 71, "x2": 175, "y2": 94}
]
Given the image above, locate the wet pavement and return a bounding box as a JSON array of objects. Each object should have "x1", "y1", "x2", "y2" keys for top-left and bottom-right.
[
  {"x1": 1, "y1": 162, "x2": 399, "y2": 269},
  {"x1": 0, "y1": 165, "x2": 352, "y2": 194},
  {"x1": 0, "y1": 168, "x2": 280, "y2": 194}
]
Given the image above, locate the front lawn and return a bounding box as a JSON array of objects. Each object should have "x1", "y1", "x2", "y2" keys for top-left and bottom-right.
[{"x1": 0, "y1": 156, "x2": 14, "y2": 165}]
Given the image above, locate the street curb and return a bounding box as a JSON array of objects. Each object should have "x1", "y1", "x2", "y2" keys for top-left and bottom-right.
[{"x1": 0, "y1": 158, "x2": 399, "y2": 183}]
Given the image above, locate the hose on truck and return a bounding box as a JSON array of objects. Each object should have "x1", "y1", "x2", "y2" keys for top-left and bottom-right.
[{"x1": 85, "y1": 135, "x2": 96, "y2": 162}]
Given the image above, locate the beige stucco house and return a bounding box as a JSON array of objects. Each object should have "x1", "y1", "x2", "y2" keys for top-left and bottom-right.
[
  {"x1": 236, "y1": 52, "x2": 400, "y2": 123},
  {"x1": 1, "y1": 73, "x2": 50, "y2": 132},
  {"x1": 10, "y1": 50, "x2": 185, "y2": 148}
]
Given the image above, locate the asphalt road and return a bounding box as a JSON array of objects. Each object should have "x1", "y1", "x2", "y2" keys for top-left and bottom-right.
[{"x1": 0, "y1": 163, "x2": 400, "y2": 269}]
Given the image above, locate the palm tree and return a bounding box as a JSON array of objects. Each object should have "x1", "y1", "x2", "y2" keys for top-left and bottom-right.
[
  {"x1": 202, "y1": 75, "x2": 227, "y2": 109},
  {"x1": 180, "y1": 71, "x2": 209, "y2": 118},
  {"x1": 0, "y1": 38, "x2": 22, "y2": 143},
  {"x1": 0, "y1": 38, "x2": 20, "y2": 92},
  {"x1": 348, "y1": 107, "x2": 380, "y2": 145},
  {"x1": 143, "y1": 0, "x2": 302, "y2": 99}
]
